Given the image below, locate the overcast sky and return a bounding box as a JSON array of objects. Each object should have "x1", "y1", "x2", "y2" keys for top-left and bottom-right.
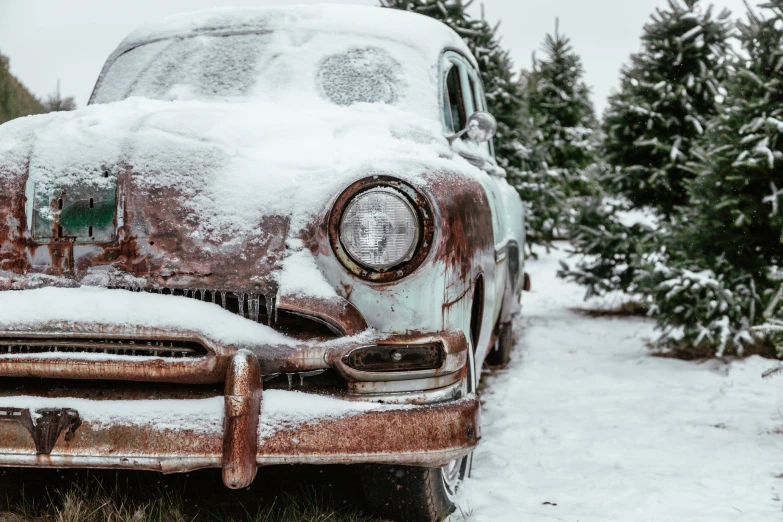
[{"x1": 0, "y1": 0, "x2": 750, "y2": 115}]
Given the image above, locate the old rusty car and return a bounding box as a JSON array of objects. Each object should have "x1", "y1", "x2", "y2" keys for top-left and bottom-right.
[{"x1": 0, "y1": 5, "x2": 525, "y2": 521}]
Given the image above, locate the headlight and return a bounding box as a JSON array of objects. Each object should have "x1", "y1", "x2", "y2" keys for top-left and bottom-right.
[{"x1": 339, "y1": 188, "x2": 420, "y2": 270}]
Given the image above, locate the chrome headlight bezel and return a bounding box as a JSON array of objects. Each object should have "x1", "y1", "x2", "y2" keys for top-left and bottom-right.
[{"x1": 328, "y1": 176, "x2": 434, "y2": 283}]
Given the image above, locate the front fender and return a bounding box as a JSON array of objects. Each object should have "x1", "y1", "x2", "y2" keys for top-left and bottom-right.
[{"x1": 312, "y1": 167, "x2": 497, "y2": 354}]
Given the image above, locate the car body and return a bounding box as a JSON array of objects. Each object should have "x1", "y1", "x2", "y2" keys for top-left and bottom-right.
[{"x1": 0, "y1": 5, "x2": 524, "y2": 520}]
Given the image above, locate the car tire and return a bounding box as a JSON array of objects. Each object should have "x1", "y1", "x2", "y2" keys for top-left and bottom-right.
[
  {"x1": 360, "y1": 462, "x2": 465, "y2": 522},
  {"x1": 360, "y1": 339, "x2": 476, "y2": 522},
  {"x1": 484, "y1": 321, "x2": 514, "y2": 367}
]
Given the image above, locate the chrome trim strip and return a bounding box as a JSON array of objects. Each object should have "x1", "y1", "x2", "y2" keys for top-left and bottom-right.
[{"x1": 343, "y1": 380, "x2": 463, "y2": 405}]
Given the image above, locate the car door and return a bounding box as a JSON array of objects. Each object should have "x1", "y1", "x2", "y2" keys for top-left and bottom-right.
[{"x1": 441, "y1": 51, "x2": 510, "y2": 328}]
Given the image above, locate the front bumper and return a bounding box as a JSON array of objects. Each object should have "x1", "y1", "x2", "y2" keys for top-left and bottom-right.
[
  {"x1": 0, "y1": 394, "x2": 480, "y2": 478},
  {"x1": 0, "y1": 289, "x2": 478, "y2": 487},
  {"x1": 0, "y1": 344, "x2": 478, "y2": 489},
  {"x1": 0, "y1": 365, "x2": 479, "y2": 490}
]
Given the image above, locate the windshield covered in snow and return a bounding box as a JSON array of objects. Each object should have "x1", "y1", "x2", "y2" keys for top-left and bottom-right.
[{"x1": 91, "y1": 31, "x2": 426, "y2": 108}]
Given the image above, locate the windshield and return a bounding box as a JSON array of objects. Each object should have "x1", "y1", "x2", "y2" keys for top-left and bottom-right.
[{"x1": 91, "y1": 31, "x2": 429, "y2": 110}]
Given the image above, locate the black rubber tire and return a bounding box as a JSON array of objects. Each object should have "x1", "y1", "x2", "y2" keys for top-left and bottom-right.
[
  {"x1": 360, "y1": 464, "x2": 456, "y2": 522},
  {"x1": 485, "y1": 321, "x2": 514, "y2": 367}
]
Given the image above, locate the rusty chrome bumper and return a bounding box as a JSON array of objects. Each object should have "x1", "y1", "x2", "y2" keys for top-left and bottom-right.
[{"x1": 0, "y1": 349, "x2": 480, "y2": 488}]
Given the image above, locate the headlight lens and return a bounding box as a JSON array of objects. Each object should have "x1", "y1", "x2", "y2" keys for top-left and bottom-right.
[{"x1": 339, "y1": 188, "x2": 420, "y2": 270}]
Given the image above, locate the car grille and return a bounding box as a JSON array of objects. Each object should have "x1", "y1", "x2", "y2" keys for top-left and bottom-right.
[
  {"x1": 113, "y1": 287, "x2": 276, "y2": 325},
  {"x1": 112, "y1": 287, "x2": 338, "y2": 340},
  {"x1": 0, "y1": 338, "x2": 207, "y2": 358}
]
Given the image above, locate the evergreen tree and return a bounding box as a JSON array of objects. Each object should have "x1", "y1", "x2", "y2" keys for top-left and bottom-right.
[
  {"x1": 641, "y1": 0, "x2": 783, "y2": 357},
  {"x1": 681, "y1": 1, "x2": 783, "y2": 279},
  {"x1": 524, "y1": 22, "x2": 599, "y2": 201},
  {"x1": 560, "y1": 198, "x2": 658, "y2": 299},
  {"x1": 562, "y1": 0, "x2": 733, "y2": 312},
  {"x1": 603, "y1": 0, "x2": 733, "y2": 217},
  {"x1": 511, "y1": 94, "x2": 566, "y2": 251},
  {"x1": 0, "y1": 51, "x2": 44, "y2": 124},
  {"x1": 566, "y1": 0, "x2": 783, "y2": 359}
]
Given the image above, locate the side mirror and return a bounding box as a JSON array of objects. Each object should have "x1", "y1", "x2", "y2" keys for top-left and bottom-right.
[{"x1": 447, "y1": 111, "x2": 498, "y2": 144}]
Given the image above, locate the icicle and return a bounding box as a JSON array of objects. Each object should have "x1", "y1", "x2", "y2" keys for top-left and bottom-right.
[
  {"x1": 237, "y1": 292, "x2": 246, "y2": 318},
  {"x1": 264, "y1": 294, "x2": 275, "y2": 325},
  {"x1": 211, "y1": 291, "x2": 216, "y2": 304},
  {"x1": 184, "y1": 289, "x2": 191, "y2": 298},
  {"x1": 287, "y1": 374, "x2": 293, "y2": 390},
  {"x1": 295, "y1": 370, "x2": 326, "y2": 386},
  {"x1": 248, "y1": 295, "x2": 260, "y2": 323},
  {"x1": 220, "y1": 291, "x2": 227, "y2": 309}
]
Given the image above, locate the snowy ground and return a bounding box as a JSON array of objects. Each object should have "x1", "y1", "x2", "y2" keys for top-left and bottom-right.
[{"x1": 456, "y1": 245, "x2": 783, "y2": 522}]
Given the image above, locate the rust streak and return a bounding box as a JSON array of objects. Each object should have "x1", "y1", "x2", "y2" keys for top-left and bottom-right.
[{"x1": 222, "y1": 350, "x2": 262, "y2": 489}]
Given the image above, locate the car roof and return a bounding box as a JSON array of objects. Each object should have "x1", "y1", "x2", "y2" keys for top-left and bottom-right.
[{"x1": 112, "y1": 5, "x2": 477, "y2": 69}]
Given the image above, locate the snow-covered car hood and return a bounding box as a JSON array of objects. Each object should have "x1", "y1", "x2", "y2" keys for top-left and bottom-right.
[{"x1": 0, "y1": 97, "x2": 463, "y2": 293}]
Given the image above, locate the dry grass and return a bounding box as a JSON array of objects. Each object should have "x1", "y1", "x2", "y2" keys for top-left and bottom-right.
[{"x1": 0, "y1": 468, "x2": 378, "y2": 522}]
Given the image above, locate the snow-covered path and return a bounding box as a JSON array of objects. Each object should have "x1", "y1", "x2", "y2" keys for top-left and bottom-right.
[{"x1": 457, "y1": 246, "x2": 783, "y2": 522}]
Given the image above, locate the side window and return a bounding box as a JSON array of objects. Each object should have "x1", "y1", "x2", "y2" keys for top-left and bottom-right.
[
  {"x1": 442, "y1": 54, "x2": 476, "y2": 134},
  {"x1": 444, "y1": 64, "x2": 466, "y2": 133},
  {"x1": 469, "y1": 70, "x2": 485, "y2": 112},
  {"x1": 442, "y1": 53, "x2": 495, "y2": 161}
]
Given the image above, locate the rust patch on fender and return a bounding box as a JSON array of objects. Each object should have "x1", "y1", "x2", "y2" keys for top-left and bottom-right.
[
  {"x1": 426, "y1": 176, "x2": 494, "y2": 284},
  {"x1": 0, "y1": 175, "x2": 33, "y2": 276}
]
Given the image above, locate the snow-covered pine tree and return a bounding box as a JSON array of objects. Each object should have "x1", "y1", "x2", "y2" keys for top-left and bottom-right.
[
  {"x1": 511, "y1": 100, "x2": 566, "y2": 252},
  {"x1": 682, "y1": 1, "x2": 783, "y2": 279},
  {"x1": 561, "y1": 0, "x2": 733, "y2": 302},
  {"x1": 381, "y1": 0, "x2": 561, "y2": 251},
  {"x1": 637, "y1": 0, "x2": 783, "y2": 358},
  {"x1": 524, "y1": 21, "x2": 599, "y2": 202},
  {"x1": 603, "y1": 0, "x2": 732, "y2": 217}
]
